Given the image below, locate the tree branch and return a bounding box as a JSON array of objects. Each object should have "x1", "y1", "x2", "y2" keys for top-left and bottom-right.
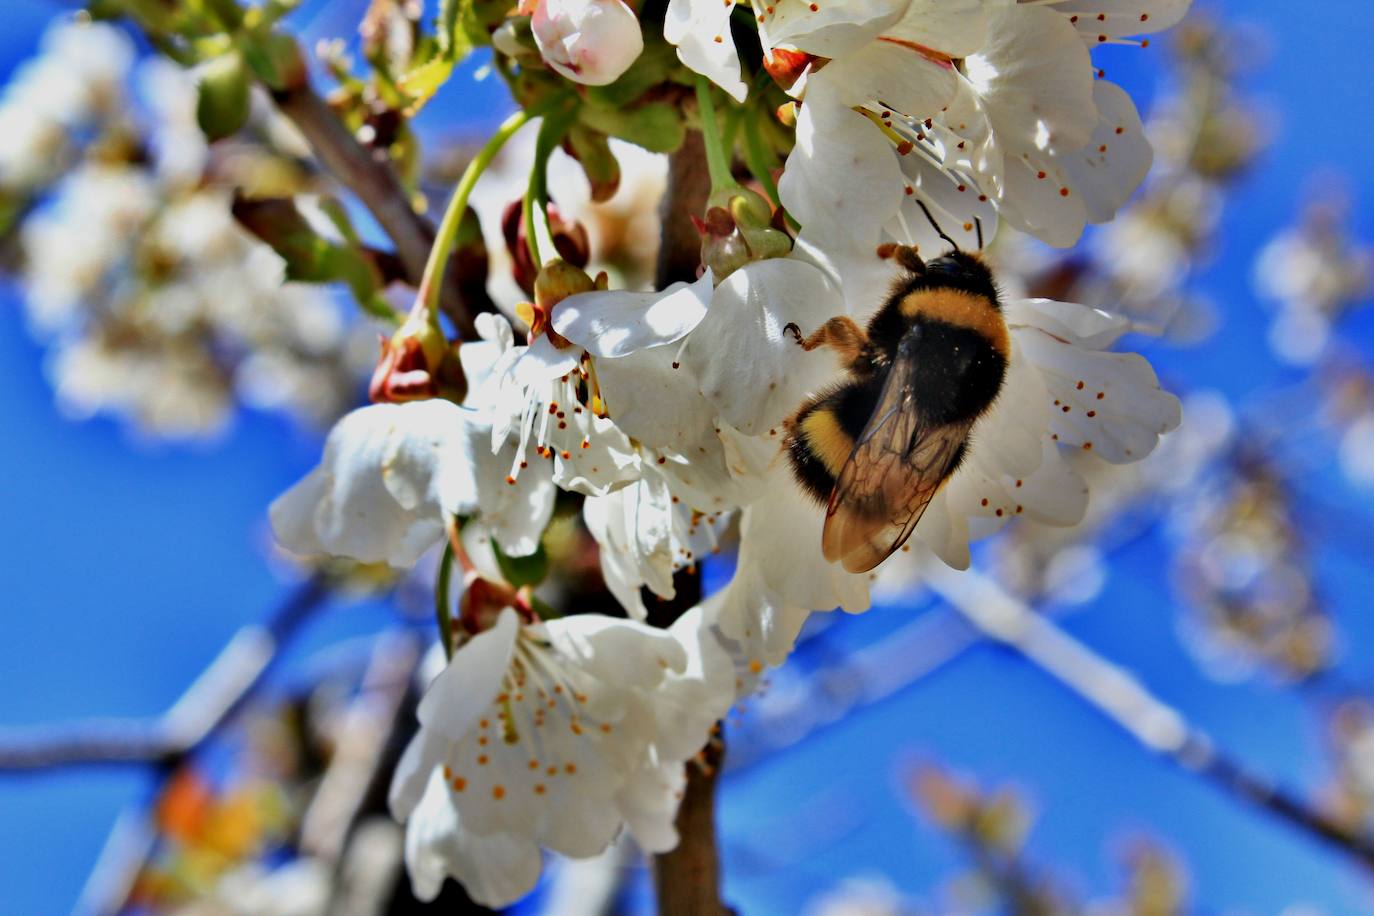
[
  {"x1": 656, "y1": 737, "x2": 730, "y2": 916},
  {"x1": 270, "y1": 83, "x2": 491, "y2": 338},
  {"x1": 0, "y1": 577, "x2": 331, "y2": 771},
  {"x1": 649, "y1": 132, "x2": 728, "y2": 915},
  {"x1": 921, "y1": 560, "x2": 1374, "y2": 872},
  {"x1": 656, "y1": 130, "x2": 710, "y2": 288}
]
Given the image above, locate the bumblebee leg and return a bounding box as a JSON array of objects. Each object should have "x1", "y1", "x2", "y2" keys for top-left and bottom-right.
[
  {"x1": 785, "y1": 316, "x2": 869, "y2": 363},
  {"x1": 876, "y1": 243, "x2": 926, "y2": 274},
  {"x1": 892, "y1": 245, "x2": 926, "y2": 275}
]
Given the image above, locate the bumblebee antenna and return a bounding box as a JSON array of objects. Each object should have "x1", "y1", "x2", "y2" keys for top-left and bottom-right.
[
  {"x1": 915, "y1": 199, "x2": 959, "y2": 252},
  {"x1": 974, "y1": 216, "x2": 985, "y2": 250}
]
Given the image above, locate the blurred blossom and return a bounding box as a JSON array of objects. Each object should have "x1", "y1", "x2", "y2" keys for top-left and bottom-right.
[
  {"x1": 803, "y1": 875, "x2": 917, "y2": 916},
  {"x1": 0, "y1": 19, "x2": 134, "y2": 195},
  {"x1": 1324, "y1": 700, "x2": 1374, "y2": 832},
  {"x1": 4, "y1": 24, "x2": 376, "y2": 439},
  {"x1": 990, "y1": 12, "x2": 1263, "y2": 343},
  {"x1": 1169, "y1": 449, "x2": 1332, "y2": 683},
  {"x1": 1254, "y1": 195, "x2": 1374, "y2": 367}
]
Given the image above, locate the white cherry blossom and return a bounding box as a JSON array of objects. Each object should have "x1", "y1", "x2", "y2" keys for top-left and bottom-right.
[
  {"x1": 390, "y1": 604, "x2": 734, "y2": 907},
  {"x1": 270, "y1": 397, "x2": 556, "y2": 568},
  {"x1": 775, "y1": 0, "x2": 1164, "y2": 248},
  {"x1": 665, "y1": 0, "x2": 748, "y2": 102},
  {"x1": 583, "y1": 463, "x2": 732, "y2": 618},
  {"x1": 531, "y1": 0, "x2": 645, "y2": 87}
]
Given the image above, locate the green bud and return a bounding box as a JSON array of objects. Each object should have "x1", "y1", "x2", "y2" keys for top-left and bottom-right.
[
  {"x1": 492, "y1": 541, "x2": 550, "y2": 589},
  {"x1": 242, "y1": 30, "x2": 306, "y2": 91},
  {"x1": 534, "y1": 259, "x2": 596, "y2": 311},
  {"x1": 697, "y1": 186, "x2": 795, "y2": 279},
  {"x1": 195, "y1": 52, "x2": 251, "y2": 141},
  {"x1": 565, "y1": 126, "x2": 621, "y2": 202}
]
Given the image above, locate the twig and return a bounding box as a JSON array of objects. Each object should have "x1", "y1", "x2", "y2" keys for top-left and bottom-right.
[
  {"x1": 269, "y1": 83, "x2": 490, "y2": 338},
  {"x1": 656, "y1": 738, "x2": 731, "y2": 916},
  {"x1": 921, "y1": 560, "x2": 1374, "y2": 872},
  {"x1": 0, "y1": 577, "x2": 330, "y2": 771},
  {"x1": 65, "y1": 577, "x2": 336, "y2": 915},
  {"x1": 648, "y1": 132, "x2": 727, "y2": 915},
  {"x1": 299, "y1": 632, "x2": 420, "y2": 864},
  {"x1": 655, "y1": 130, "x2": 710, "y2": 288}
]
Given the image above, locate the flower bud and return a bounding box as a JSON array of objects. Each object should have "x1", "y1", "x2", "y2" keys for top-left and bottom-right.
[
  {"x1": 502, "y1": 199, "x2": 591, "y2": 296},
  {"x1": 457, "y1": 572, "x2": 536, "y2": 636},
  {"x1": 763, "y1": 48, "x2": 815, "y2": 92},
  {"x1": 195, "y1": 52, "x2": 251, "y2": 142},
  {"x1": 516, "y1": 259, "x2": 601, "y2": 347},
  {"x1": 531, "y1": 0, "x2": 644, "y2": 87},
  {"x1": 368, "y1": 309, "x2": 467, "y2": 404},
  {"x1": 695, "y1": 186, "x2": 794, "y2": 280}
]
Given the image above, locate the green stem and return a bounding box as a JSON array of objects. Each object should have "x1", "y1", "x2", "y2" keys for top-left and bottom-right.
[
  {"x1": 521, "y1": 103, "x2": 577, "y2": 270},
  {"x1": 522, "y1": 170, "x2": 543, "y2": 270},
  {"x1": 742, "y1": 112, "x2": 780, "y2": 209},
  {"x1": 436, "y1": 538, "x2": 456, "y2": 659},
  {"x1": 694, "y1": 75, "x2": 734, "y2": 192},
  {"x1": 418, "y1": 102, "x2": 550, "y2": 317}
]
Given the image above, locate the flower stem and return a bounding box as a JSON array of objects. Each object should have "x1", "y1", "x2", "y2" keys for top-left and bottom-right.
[
  {"x1": 418, "y1": 103, "x2": 548, "y2": 318},
  {"x1": 741, "y1": 112, "x2": 780, "y2": 208},
  {"x1": 693, "y1": 75, "x2": 734, "y2": 192},
  {"x1": 522, "y1": 169, "x2": 543, "y2": 270},
  {"x1": 523, "y1": 100, "x2": 578, "y2": 270},
  {"x1": 435, "y1": 537, "x2": 455, "y2": 660}
]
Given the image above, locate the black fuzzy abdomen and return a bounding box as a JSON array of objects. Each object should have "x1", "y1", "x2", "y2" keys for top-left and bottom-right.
[
  {"x1": 905, "y1": 319, "x2": 1006, "y2": 426},
  {"x1": 787, "y1": 376, "x2": 884, "y2": 503}
]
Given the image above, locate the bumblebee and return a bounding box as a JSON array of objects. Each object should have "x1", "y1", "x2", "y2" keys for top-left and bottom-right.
[{"x1": 784, "y1": 217, "x2": 1007, "y2": 573}]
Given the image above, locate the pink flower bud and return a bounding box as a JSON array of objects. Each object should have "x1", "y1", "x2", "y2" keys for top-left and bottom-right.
[{"x1": 530, "y1": 0, "x2": 644, "y2": 87}]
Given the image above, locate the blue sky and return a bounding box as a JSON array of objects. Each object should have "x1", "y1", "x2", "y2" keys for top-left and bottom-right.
[{"x1": 3, "y1": 1, "x2": 1374, "y2": 913}]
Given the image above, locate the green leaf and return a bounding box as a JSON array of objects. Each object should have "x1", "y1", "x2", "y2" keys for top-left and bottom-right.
[
  {"x1": 582, "y1": 41, "x2": 677, "y2": 109},
  {"x1": 492, "y1": 541, "x2": 549, "y2": 589},
  {"x1": 397, "y1": 55, "x2": 455, "y2": 114},
  {"x1": 564, "y1": 126, "x2": 622, "y2": 202},
  {"x1": 195, "y1": 52, "x2": 251, "y2": 141},
  {"x1": 231, "y1": 194, "x2": 398, "y2": 322},
  {"x1": 241, "y1": 30, "x2": 305, "y2": 91},
  {"x1": 579, "y1": 101, "x2": 685, "y2": 154}
]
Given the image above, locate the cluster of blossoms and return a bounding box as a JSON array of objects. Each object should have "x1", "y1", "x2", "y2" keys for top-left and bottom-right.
[
  {"x1": 3, "y1": 20, "x2": 375, "y2": 438},
  {"x1": 268, "y1": 0, "x2": 1193, "y2": 905},
  {"x1": 991, "y1": 11, "x2": 1263, "y2": 344}
]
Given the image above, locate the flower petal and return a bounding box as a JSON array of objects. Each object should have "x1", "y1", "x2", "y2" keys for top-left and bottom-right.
[
  {"x1": 779, "y1": 90, "x2": 904, "y2": 256},
  {"x1": 685, "y1": 257, "x2": 844, "y2": 435},
  {"x1": 665, "y1": 0, "x2": 747, "y2": 101},
  {"x1": 554, "y1": 270, "x2": 714, "y2": 358}
]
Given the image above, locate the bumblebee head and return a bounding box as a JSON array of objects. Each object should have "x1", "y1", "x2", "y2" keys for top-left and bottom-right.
[{"x1": 917, "y1": 250, "x2": 1000, "y2": 310}]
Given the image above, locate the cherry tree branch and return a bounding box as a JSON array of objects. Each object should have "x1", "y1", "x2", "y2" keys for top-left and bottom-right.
[
  {"x1": 0, "y1": 577, "x2": 331, "y2": 771},
  {"x1": 648, "y1": 132, "x2": 730, "y2": 915},
  {"x1": 269, "y1": 82, "x2": 491, "y2": 338},
  {"x1": 920, "y1": 560, "x2": 1374, "y2": 872},
  {"x1": 656, "y1": 737, "x2": 731, "y2": 916}
]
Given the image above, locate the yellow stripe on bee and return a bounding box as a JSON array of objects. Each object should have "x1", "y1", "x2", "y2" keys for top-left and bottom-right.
[
  {"x1": 898, "y1": 289, "x2": 1010, "y2": 360},
  {"x1": 801, "y1": 409, "x2": 855, "y2": 477}
]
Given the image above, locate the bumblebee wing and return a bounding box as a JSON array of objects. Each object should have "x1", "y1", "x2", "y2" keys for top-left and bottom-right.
[{"x1": 822, "y1": 351, "x2": 970, "y2": 574}]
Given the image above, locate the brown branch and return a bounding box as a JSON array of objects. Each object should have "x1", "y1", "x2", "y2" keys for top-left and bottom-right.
[
  {"x1": 656, "y1": 738, "x2": 731, "y2": 916},
  {"x1": 269, "y1": 83, "x2": 490, "y2": 338},
  {"x1": 0, "y1": 577, "x2": 331, "y2": 771},
  {"x1": 648, "y1": 133, "x2": 729, "y2": 915},
  {"x1": 656, "y1": 130, "x2": 710, "y2": 288},
  {"x1": 923, "y1": 562, "x2": 1374, "y2": 874}
]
